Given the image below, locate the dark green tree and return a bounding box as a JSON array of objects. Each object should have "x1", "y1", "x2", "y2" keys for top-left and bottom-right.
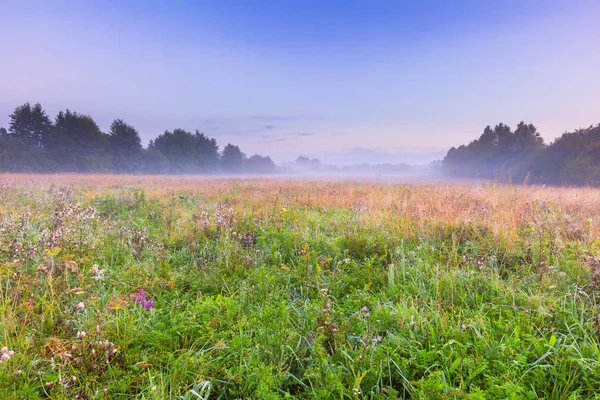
[
  {"x1": 513, "y1": 122, "x2": 544, "y2": 153},
  {"x1": 443, "y1": 122, "x2": 544, "y2": 180},
  {"x1": 220, "y1": 144, "x2": 245, "y2": 173},
  {"x1": 0, "y1": 101, "x2": 277, "y2": 176},
  {"x1": 8, "y1": 102, "x2": 53, "y2": 149},
  {"x1": 0, "y1": 135, "x2": 47, "y2": 172},
  {"x1": 108, "y1": 119, "x2": 143, "y2": 173},
  {"x1": 47, "y1": 110, "x2": 111, "y2": 172},
  {"x1": 495, "y1": 123, "x2": 514, "y2": 157},
  {"x1": 149, "y1": 129, "x2": 197, "y2": 173},
  {"x1": 532, "y1": 124, "x2": 600, "y2": 185},
  {"x1": 140, "y1": 148, "x2": 169, "y2": 174},
  {"x1": 194, "y1": 130, "x2": 219, "y2": 172},
  {"x1": 149, "y1": 129, "x2": 220, "y2": 173}
]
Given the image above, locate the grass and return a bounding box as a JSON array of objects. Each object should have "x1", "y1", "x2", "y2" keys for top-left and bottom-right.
[{"x1": 0, "y1": 174, "x2": 599, "y2": 399}]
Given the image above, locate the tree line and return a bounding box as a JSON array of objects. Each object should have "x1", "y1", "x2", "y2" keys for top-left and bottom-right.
[
  {"x1": 0, "y1": 102, "x2": 276, "y2": 174},
  {"x1": 443, "y1": 121, "x2": 600, "y2": 186}
]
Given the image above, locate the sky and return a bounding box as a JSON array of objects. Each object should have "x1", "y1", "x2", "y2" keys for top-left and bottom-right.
[{"x1": 1, "y1": 0, "x2": 599, "y2": 165}]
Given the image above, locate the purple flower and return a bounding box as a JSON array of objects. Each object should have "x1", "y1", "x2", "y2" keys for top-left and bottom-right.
[
  {"x1": 135, "y1": 289, "x2": 146, "y2": 305},
  {"x1": 135, "y1": 289, "x2": 154, "y2": 309}
]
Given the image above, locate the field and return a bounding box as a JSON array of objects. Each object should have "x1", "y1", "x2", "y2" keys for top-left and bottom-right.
[{"x1": 1, "y1": 174, "x2": 600, "y2": 399}]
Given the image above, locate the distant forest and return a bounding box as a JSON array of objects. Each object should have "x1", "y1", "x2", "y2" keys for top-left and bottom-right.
[
  {"x1": 0, "y1": 103, "x2": 276, "y2": 174},
  {"x1": 3, "y1": 102, "x2": 600, "y2": 186},
  {"x1": 442, "y1": 122, "x2": 600, "y2": 186}
]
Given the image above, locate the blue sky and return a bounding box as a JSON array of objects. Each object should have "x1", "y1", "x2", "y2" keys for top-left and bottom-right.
[{"x1": 1, "y1": 0, "x2": 599, "y2": 165}]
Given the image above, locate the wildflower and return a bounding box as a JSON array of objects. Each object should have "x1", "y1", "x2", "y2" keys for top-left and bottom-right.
[
  {"x1": 135, "y1": 289, "x2": 154, "y2": 309},
  {"x1": 1, "y1": 347, "x2": 15, "y2": 363},
  {"x1": 76, "y1": 331, "x2": 86, "y2": 339},
  {"x1": 91, "y1": 264, "x2": 105, "y2": 281},
  {"x1": 362, "y1": 306, "x2": 369, "y2": 312},
  {"x1": 74, "y1": 302, "x2": 85, "y2": 312}
]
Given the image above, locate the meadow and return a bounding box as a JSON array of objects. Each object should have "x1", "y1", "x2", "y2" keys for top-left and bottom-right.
[{"x1": 0, "y1": 174, "x2": 599, "y2": 399}]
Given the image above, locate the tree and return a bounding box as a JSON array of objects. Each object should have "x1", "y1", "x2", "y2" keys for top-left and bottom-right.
[
  {"x1": 531, "y1": 124, "x2": 600, "y2": 185},
  {"x1": 495, "y1": 123, "x2": 514, "y2": 157},
  {"x1": 149, "y1": 129, "x2": 198, "y2": 173},
  {"x1": 513, "y1": 122, "x2": 544, "y2": 153},
  {"x1": 443, "y1": 122, "x2": 544, "y2": 180},
  {"x1": 8, "y1": 102, "x2": 53, "y2": 149},
  {"x1": 0, "y1": 135, "x2": 47, "y2": 172},
  {"x1": 245, "y1": 154, "x2": 276, "y2": 174},
  {"x1": 220, "y1": 144, "x2": 245, "y2": 173},
  {"x1": 295, "y1": 156, "x2": 321, "y2": 169},
  {"x1": 194, "y1": 130, "x2": 219, "y2": 172},
  {"x1": 0, "y1": 100, "x2": 279, "y2": 176},
  {"x1": 560, "y1": 154, "x2": 600, "y2": 186},
  {"x1": 140, "y1": 148, "x2": 169, "y2": 174},
  {"x1": 108, "y1": 119, "x2": 142, "y2": 173},
  {"x1": 47, "y1": 110, "x2": 111, "y2": 172}
]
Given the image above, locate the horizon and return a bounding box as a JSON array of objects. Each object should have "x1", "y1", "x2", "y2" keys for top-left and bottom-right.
[{"x1": 1, "y1": 0, "x2": 599, "y2": 165}]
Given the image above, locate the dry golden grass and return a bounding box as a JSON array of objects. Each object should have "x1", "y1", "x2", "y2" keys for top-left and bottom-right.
[{"x1": 1, "y1": 173, "x2": 599, "y2": 246}]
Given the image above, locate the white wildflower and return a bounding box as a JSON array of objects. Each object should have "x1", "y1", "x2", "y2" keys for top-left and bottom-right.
[
  {"x1": 1, "y1": 347, "x2": 15, "y2": 363},
  {"x1": 91, "y1": 264, "x2": 105, "y2": 281}
]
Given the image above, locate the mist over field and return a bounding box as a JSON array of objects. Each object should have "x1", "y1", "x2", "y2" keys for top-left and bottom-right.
[{"x1": 2, "y1": 1, "x2": 600, "y2": 184}]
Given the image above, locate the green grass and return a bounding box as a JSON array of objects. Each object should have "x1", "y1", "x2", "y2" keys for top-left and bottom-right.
[{"x1": 0, "y1": 180, "x2": 599, "y2": 399}]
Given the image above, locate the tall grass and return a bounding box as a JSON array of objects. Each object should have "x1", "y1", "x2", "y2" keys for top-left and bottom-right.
[{"x1": 0, "y1": 174, "x2": 599, "y2": 398}]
